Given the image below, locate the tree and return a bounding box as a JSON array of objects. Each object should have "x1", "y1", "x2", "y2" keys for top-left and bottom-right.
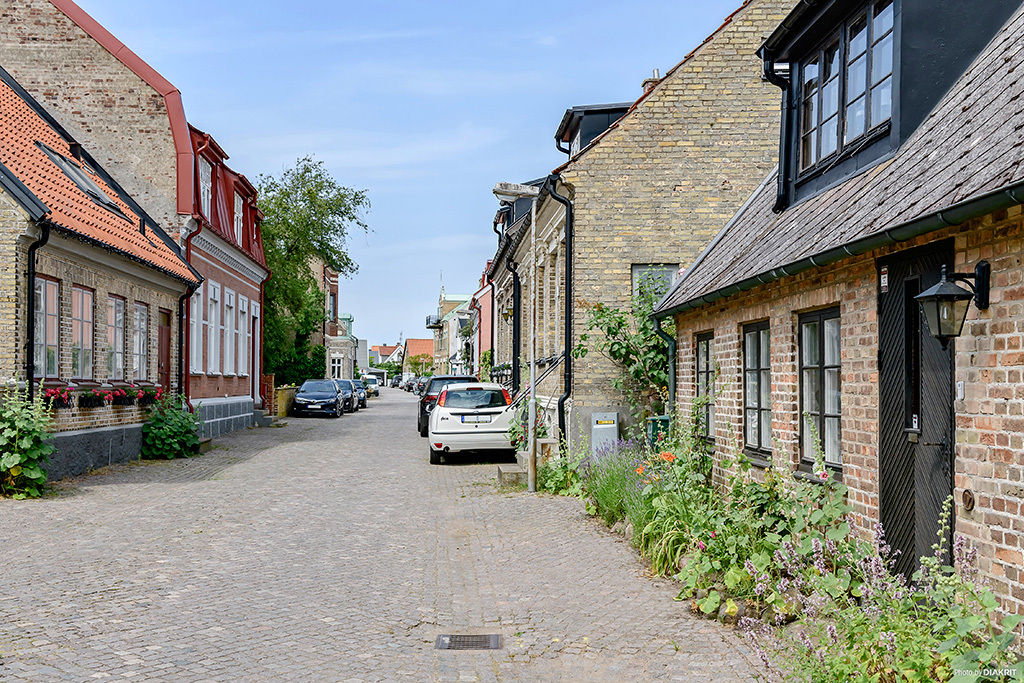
[{"x1": 257, "y1": 158, "x2": 369, "y2": 386}]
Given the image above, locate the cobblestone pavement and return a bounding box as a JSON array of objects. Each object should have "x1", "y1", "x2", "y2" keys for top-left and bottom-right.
[{"x1": 0, "y1": 390, "x2": 761, "y2": 682}]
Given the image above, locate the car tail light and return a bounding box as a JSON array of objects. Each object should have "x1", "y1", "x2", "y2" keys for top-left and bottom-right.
[
  {"x1": 437, "y1": 390, "x2": 447, "y2": 407},
  {"x1": 501, "y1": 388, "x2": 511, "y2": 405},
  {"x1": 425, "y1": 394, "x2": 437, "y2": 403},
  {"x1": 433, "y1": 443, "x2": 443, "y2": 449}
]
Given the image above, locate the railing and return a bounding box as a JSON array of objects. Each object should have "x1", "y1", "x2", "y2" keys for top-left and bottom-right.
[{"x1": 425, "y1": 314, "x2": 441, "y2": 328}]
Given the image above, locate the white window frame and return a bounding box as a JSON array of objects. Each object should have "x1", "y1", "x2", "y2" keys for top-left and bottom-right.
[
  {"x1": 224, "y1": 289, "x2": 236, "y2": 376},
  {"x1": 107, "y1": 296, "x2": 125, "y2": 380},
  {"x1": 34, "y1": 278, "x2": 60, "y2": 378},
  {"x1": 199, "y1": 157, "x2": 213, "y2": 219},
  {"x1": 190, "y1": 283, "x2": 204, "y2": 374},
  {"x1": 133, "y1": 302, "x2": 149, "y2": 382},
  {"x1": 239, "y1": 296, "x2": 249, "y2": 377},
  {"x1": 234, "y1": 192, "x2": 244, "y2": 245},
  {"x1": 71, "y1": 286, "x2": 94, "y2": 379},
  {"x1": 207, "y1": 282, "x2": 221, "y2": 375}
]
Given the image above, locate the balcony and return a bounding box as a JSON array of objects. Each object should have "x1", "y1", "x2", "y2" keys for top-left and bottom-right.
[{"x1": 425, "y1": 314, "x2": 441, "y2": 329}]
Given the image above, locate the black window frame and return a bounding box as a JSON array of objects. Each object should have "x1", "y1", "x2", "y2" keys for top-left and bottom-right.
[
  {"x1": 797, "y1": 0, "x2": 895, "y2": 177},
  {"x1": 798, "y1": 308, "x2": 843, "y2": 474},
  {"x1": 742, "y1": 320, "x2": 772, "y2": 465},
  {"x1": 695, "y1": 332, "x2": 715, "y2": 442},
  {"x1": 38, "y1": 142, "x2": 131, "y2": 221}
]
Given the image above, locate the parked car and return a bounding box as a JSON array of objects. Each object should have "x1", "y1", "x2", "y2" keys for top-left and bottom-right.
[
  {"x1": 335, "y1": 379, "x2": 358, "y2": 412},
  {"x1": 427, "y1": 382, "x2": 513, "y2": 464},
  {"x1": 418, "y1": 375, "x2": 477, "y2": 437},
  {"x1": 332, "y1": 379, "x2": 355, "y2": 413},
  {"x1": 415, "y1": 377, "x2": 429, "y2": 395},
  {"x1": 353, "y1": 379, "x2": 368, "y2": 408},
  {"x1": 363, "y1": 376, "x2": 380, "y2": 397},
  {"x1": 291, "y1": 379, "x2": 344, "y2": 418},
  {"x1": 390, "y1": 377, "x2": 401, "y2": 388}
]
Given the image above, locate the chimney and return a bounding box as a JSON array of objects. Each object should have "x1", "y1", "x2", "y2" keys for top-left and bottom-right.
[{"x1": 642, "y1": 68, "x2": 661, "y2": 94}]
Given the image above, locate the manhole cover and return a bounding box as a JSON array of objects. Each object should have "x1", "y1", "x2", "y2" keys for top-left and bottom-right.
[{"x1": 434, "y1": 634, "x2": 503, "y2": 650}]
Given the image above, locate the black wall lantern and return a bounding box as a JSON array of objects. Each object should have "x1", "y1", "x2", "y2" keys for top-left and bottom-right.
[{"x1": 915, "y1": 261, "x2": 990, "y2": 348}]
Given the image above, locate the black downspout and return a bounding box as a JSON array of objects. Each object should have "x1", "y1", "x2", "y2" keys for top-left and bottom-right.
[
  {"x1": 763, "y1": 51, "x2": 792, "y2": 214},
  {"x1": 509, "y1": 258, "x2": 521, "y2": 396},
  {"x1": 26, "y1": 222, "x2": 51, "y2": 401},
  {"x1": 177, "y1": 280, "x2": 200, "y2": 396},
  {"x1": 653, "y1": 315, "x2": 676, "y2": 411},
  {"x1": 545, "y1": 175, "x2": 573, "y2": 443}
]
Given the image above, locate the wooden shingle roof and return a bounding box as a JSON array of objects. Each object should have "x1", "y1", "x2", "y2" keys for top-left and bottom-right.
[{"x1": 657, "y1": 5, "x2": 1024, "y2": 316}]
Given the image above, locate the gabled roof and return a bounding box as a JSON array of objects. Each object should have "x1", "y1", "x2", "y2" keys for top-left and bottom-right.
[
  {"x1": 554, "y1": 0, "x2": 757, "y2": 173},
  {"x1": 404, "y1": 338, "x2": 433, "y2": 360},
  {"x1": 657, "y1": 5, "x2": 1024, "y2": 317},
  {"x1": 47, "y1": 0, "x2": 193, "y2": 216},
  {"x1": 0, "y1": 66, "x2": 197, "y2": 284}
]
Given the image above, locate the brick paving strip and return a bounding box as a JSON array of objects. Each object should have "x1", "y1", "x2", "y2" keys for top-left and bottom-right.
[{"x1": 0, "y1": 392, "x2": 761, "y2": 682}]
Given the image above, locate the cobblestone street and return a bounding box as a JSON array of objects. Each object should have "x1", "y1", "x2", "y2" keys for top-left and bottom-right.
[{"x1": 0, "y1": 390, "x2": 760, "y2": 682}]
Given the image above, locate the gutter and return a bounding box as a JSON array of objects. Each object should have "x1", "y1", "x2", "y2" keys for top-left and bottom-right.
[
  {"x1": 543, "y1": 174, "x2": 573, "y2": 443},
  {"x1": 654, "y1": 177, "x2": 1024, "y2": 320},
  {"x1": 508, "y1": 257, "x2": 521, "y2": 396},
  {"x1": 25, "y1": 222, "x2": 52, "y2": 401}
]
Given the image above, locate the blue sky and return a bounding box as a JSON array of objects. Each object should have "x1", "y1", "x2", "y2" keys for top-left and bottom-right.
[{"x1": 76, "y1": 0, "x2": 751, "y2": 346}]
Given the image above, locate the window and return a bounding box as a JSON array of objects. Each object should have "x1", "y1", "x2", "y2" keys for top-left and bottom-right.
[
  {"x1": 224, "y1": 289, "x2": 236, "y2": 375},
  {"x1": 329, "y1": 292, "x2": 338, "y2": 323},
  {"x1": 39, "y1": 143, "x2": 129, "y2": 220},
  {"x1": 71, "y1": 287, "x2": 94, "y2": 379},
  {"x1": 631, "y1": 264, "x2": 679, "y2": 299},
  {"x1": 34, "y1": 278, "x2": 59, "y2": 378},
  {"x1": 207, "y1": 283, "x2": 220, "y2": 374},
  {"x1": 199, "y1": 158, "x2": 213, "y2": 219},
  {"x1": 800, "y1": 309, "x2": 842, "y2": 468},
  {"x1": 695, "y1": 333, "x2": 715, "y2": 440},
  {"x1": 331, "y1": 356, "x2": 343, "y2": 379},
  {"x1": 234, "y1": 192, "x2": 244, "y2": 244},
  {"x1": 743, "y1": 321, "x2": 772, "y2": 458},
  {"x1": 800, "y1": 0, "x2": 894, "y2": 170},
  {"x1": 238, "y1": 296, "x2": 248, "y2": 377},
  {"x1": 133, "y1": 303, "x2": 149, "y2": 381},
  {"x1": 190, "y1": 284, "x2": 204, "y2": 373},
  {"x1": 107, "y1": 296, "x2": 125, "y2": 380}
]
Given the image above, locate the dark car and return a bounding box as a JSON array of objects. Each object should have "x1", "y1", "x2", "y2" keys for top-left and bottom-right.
[
  {"x1": 417, "y1": 375, "x2": 476, "y2": 437},
  {"x1": 415, "y1": 377, "x2": 429, "y2": 395},
  {"x1": 333, "y1": 379, "x2": 355, "y2": 413},
  {"x1": 291, "y1": 379, "x2": 344, "y2": 418},
  {"x1": 335, "y1": 379, "x2": 358, "y2": 412},
  {"x1": 353, "y1": 379, "x2": 368, "y2": 408}
]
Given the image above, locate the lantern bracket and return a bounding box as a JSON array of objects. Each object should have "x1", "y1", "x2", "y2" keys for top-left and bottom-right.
[{"x1": 948, "y1": 260, "x2": 990, "y2": 310}]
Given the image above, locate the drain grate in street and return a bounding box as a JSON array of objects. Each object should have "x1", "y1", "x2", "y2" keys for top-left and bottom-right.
[{"x1": 434, "y1": 634, "x2": 503, "y2": 650}]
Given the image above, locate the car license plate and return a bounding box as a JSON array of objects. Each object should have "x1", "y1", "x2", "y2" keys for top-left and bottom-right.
[{"x1": 461, "y1": 415, "x2": 490, "y2": 424}]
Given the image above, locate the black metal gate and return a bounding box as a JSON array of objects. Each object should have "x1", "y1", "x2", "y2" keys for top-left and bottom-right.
[{"x1": 878, "y1": 240, "x2": 955, "y2": 577}]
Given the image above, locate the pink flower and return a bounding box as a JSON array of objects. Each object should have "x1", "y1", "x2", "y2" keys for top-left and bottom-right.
[
  {"x1": 710, "y1": 531, "x2": 717, "y2": 539},
  {"x1": 698, "y1": 540, "x2": 706, "y2": 551}
]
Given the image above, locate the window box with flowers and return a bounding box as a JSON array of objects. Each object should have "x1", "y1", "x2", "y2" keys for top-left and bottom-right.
[
  {"x1": 75, "y1": 380, "x2": 107, "y2": 409},
  {"x1": 136, "y1": 384, "x2": 164, "y2": 407},
  {"x1": 41, "y1": 383, "x2": 75, "y2": 410}
]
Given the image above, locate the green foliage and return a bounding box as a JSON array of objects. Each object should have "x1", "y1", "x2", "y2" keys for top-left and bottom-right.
[
  {"x1": 0, "y1": 389, "x2": 53, "y2": 498},
  {"x1": 257, "y1": 157, "x2": 369, "y2": 384},
  {"x1": 407, "y1": 353, "x2": 432, "y2": 376},
  {"x1": 536, "y1": 441, "x2": 585, "y2": 497},
  {"x1": 479, "y1": 349, "x2": 493, "y2": 380},
  {"x1": 141, "y1": 394, "x2": 201, "y2": 460},
  {"x1": 371, "y1": 358, "x2": 402, "y2": 380},
  {"x1": 274, "y1": 344, "x2": 327, "y2": 387},
  {"x1": 506, "y1": 400, "x2": 549, "y2": 452},
  {"x1": 573, "y1": 273, "x2": 675, "y2": 424}
]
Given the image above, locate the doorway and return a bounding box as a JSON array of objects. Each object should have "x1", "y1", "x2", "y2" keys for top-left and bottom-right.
[
  {"x1": 158, "y1": 309, "x2": 172, "y2": 390},
  {"x1": 877, "y1": 240, "x2": 955, "y2": 577}
]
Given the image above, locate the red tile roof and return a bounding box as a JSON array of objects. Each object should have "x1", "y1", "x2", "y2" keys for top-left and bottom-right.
[
  {"x1": 0, "y1": 74, "x2": 197, "y2": 283},
  {"x1": 373, "y1": 345, "x2": 399, "y2": 357},
  {"x1": 404, "y1": 338, "x2": 433, "y2": 361}
]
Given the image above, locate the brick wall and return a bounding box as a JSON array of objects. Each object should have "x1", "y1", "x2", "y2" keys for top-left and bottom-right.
[
  {"x1": 0, "y1": 0, "x2": 183, "y2": 233},
  {"x1": 557, "y1": 0, "x2": 796, "y2": 438},
  {"x1": 672, "y1": 207, "x2": 1024, "y2": 628}
]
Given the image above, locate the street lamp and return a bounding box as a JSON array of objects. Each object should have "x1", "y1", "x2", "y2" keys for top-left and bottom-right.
[
  {"x1": 915, "y1": 261, "x2": 990, "y2": 349},
  {"x1": 493, "y1": 181, "x2": 541, "y2": 492}
]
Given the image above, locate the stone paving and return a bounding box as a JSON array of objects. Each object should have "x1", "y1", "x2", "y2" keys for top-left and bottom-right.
[{"x1": 0, "y1": 390, "x2": 762, "y2": 681}]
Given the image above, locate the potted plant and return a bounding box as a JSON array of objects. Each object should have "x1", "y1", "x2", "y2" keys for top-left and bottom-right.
[
  {"x1": 41, "y1": 384, "x2": 74, "y2": 410},
  {"x1": 136, "y1": 384, "x2": 164, "y2": 407}
]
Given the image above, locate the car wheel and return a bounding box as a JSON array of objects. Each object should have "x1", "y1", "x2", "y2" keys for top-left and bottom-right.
[
  {"x1": 419, "y1": 423, "x2": 428, "y2": 438},
  {"x1": 429, "y1": 447, "x2": 441, "y2": 465},
  {"x1": 333, "y1": 401, "x2": 341, "y2": 417}
]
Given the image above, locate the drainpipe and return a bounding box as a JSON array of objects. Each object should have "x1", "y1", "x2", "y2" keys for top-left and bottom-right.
[
  {"x1": 544, "y1": 174, "x2": 573, "y2": 443},
  {"x1": 25, "y1": 222, "x2": 51, "y2": 401},
  {"x1": 508, "y1": 257, "x2": 521, "y2": 396},
  {"x1": 763, "y1": 51, "x2": 792, "y2": 214},
  {"x1": 177, "y1": 278, "x2": 201, "y2": 396},
  {"x1": 653, "y1": 315, "x2": 676, "y2": 411}
]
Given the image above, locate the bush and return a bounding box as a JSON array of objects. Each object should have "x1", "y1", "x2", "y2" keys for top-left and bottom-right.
[
  {"x1": 536, "y1": 443, "x2": 585, "y2": 497},
  {"x1": 0, "y1": 388, "x2": 54, "y2": 498},
  {"x1": 141, "y1": 394, "x2": 201, "y2": 460}
]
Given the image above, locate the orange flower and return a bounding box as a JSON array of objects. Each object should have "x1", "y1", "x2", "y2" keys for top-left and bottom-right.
[
  {"x1": 635, "y1": 466, "x2": 645, "y2": 475},
  {"x1": 659, "y1": 451, "x2": 676, "y2": 463}
]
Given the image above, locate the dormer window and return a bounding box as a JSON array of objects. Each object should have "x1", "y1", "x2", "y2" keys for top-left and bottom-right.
[
  {"x1": 234, "y1": 192, "x2": 244, "y2": 244},
  {"x1": 199, "y1": 157, "x2": 212, "y2": 219},
  {"x1": 799, "y1": 0, "x2": 894, "y2": 172}
]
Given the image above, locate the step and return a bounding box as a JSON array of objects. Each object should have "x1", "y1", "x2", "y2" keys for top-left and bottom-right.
[
  {"x1": 198, "y1": 437, "x2": 213, "y2": 454},
  {"x1": 252, "y1": 409, "x2": 274, "y2": 428},
  {"x1": 497, "y1": 464, "x2": 526, "y2": 487}
]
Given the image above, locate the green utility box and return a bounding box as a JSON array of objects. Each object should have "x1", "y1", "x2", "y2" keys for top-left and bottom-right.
[{"x1": 646, "y1": 415, "x2": 671, "y2": 447}]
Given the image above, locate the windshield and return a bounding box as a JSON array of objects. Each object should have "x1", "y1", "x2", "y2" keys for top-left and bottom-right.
[
  {"x1": 428, "y1": 377, "x2": 473, "y2": 394},
  {"x1": 299, "y1": 380, "x2": 336, "y2": 393},
  {"x1": 336, "y1": 380, "x2": 353, "y2": 390},
  {"x1": 364, "y1": 378, "x2": 378, "y2": 385},
  {"x1": 354, "y1": 381, "x2": 365, "y2": 388},
  {"x1": 443, "y1": 388, "x2": 508, "y2": 409}
]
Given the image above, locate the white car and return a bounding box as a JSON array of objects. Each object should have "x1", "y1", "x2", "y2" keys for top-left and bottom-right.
[{"x1": 427, "y1": 382, "x2": 514, "y2": 465}]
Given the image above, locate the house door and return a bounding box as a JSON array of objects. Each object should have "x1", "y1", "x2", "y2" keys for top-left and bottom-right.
[
  {"x1": 878, "y1": 241, "x2": 955, "y2": 578},
  {"x1": 158, "y1": 309, "x2": 172, "y2": 390}
]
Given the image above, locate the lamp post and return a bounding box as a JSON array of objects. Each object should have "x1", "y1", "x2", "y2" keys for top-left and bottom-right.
[{"x1": 493, "y1": 182, "x2": 541, "y2": 492}]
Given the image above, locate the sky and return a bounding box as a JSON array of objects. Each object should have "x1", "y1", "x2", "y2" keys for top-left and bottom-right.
[{"x1": 75, "y1": 0, "x2": 749, "y2": 347}]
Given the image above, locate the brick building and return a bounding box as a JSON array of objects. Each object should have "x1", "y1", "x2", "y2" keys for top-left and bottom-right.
[
  {"x1": 0, "y1": 65, "x2": 199, "y2": 478},
  {"x1": 0, "y1": 0, "x2": 270, "y2": 438},
  {"x1": 655, "y1": 0, "x2": 1024, "y2": 625}
]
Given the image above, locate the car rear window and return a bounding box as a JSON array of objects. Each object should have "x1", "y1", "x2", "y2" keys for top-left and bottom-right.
[
  {"x1": 428, "y1": 377, "x2": 473, "y2": 394},
  {"x1": 300, "y1": 380, "x2": 336, "y2": 392},
  {"x1": 443, "y1": 389, "x2": 508, "y2": 409}
]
